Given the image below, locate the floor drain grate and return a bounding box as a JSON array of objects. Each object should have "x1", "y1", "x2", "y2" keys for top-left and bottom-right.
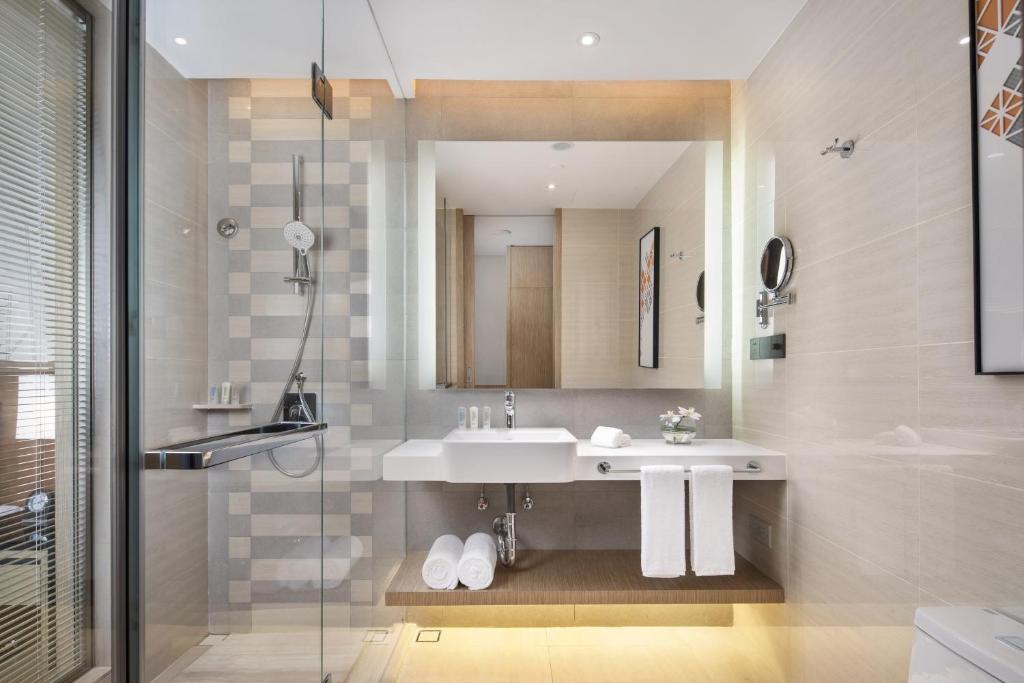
[
  {"x1": 415, "y1": 629, "x2": 441, "y2": 643},
  {"x1": 363, "y1": 629, "x2": 389, "y2": 644}
]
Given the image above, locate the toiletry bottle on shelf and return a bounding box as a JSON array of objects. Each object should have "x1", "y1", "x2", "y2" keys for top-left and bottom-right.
[
  {"x1": 482, "y1": 406, "x2": 491, "y2": 429},
  {"x1": 469, "y1": 406, "x2": 479, "y2": 429},
  {"x1": 220, "y1": 381, "x2": 232, "y2": 405},
  {"x1": 457, "y1": 406, "x2": 467, "y2": 429},
  {"x1": 209, "y1": 385, "x2": 219, "y2": 404}
]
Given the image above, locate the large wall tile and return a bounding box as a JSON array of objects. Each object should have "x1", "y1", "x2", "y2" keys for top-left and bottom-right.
[
  {"x1": 917, "y1": 209, "x2": 974, "y2": 345},
  {"x1": 788, "y1": 450, "x2": 919, "y2": 582},
  {"x1": 784, "y1": 228, "x2": 917, "y2": 354},
  {"x1": 785, "y1": 347, "x2": 918, "y2": 447},
  {"x1": 786, "y1": 523, "x2": 917, "y2": 683},
  {"x1": 919, "y1": 470, "x2": 1024, "y2": 606}
]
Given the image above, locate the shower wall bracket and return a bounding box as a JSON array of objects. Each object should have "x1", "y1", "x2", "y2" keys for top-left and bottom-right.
[{"x1": 311, "y1": 62, "x2": 334, "y2": 119}]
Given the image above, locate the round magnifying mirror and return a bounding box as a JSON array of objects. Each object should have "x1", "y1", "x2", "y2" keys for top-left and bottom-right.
[
  {"x1": 759, "y1": 236, "x2": 794, "y2": 293},
  {"x1": 696, "y1": 271, "x2": 705, "y2": 312}
]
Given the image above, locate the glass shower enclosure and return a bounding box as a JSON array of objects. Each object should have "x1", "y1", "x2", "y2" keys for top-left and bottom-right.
[{"x1": 129, "y1": 1, "x2": 407, "y2": 680}]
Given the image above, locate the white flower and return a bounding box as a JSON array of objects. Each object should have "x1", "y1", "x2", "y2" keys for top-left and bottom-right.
[{"x1": 661, "y1": 406, "x2": 702, "y2": 424}]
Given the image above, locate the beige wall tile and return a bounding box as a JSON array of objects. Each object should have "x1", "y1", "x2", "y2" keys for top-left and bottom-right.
[
  {"x1": 786, "y1": 523, "x2": 917, "y2": 682},
  {"x1": 917, "y1": 208, "x2": 974, "y2": 345},
  {"x1": 784, "y1": 227, "x2": 917, "y2": 354},
  {"x1": 227, "y1": 183, "x2": 251, "y2": 207},
  {"x1": 441, "y1": 97, "x2": 574, "y2": 140},
  {"x1": 571, "y1": 97, "x2": 704, "y2": 140},
  {"x1": 228, "y1": 97, "x2": 251, "y2": 119},
  {"x1": 439, "y1": 80, "x2": 573, "y2": 98},
  {"x1": 228, "y1": 140, "x2": 251, "y2": 162},
  {"x1": 571, "y1": 80, "x2": 730, "y2": 99},
  {"x1": 919, "y1": 469, "x2": 1024, "y2": 606}
]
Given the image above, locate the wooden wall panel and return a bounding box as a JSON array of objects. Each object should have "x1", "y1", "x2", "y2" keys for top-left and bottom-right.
[
  {"x1": 552, "y1": 209, "x2": 562, "y2": 388},
  {"x1": 507, "y1": 246, "x2": 554, "y2": 388},
  {"x1": 462, "y1": 215, "x2": 475, "y2": 388}
]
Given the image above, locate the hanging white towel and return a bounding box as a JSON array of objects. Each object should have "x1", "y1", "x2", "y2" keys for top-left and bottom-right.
[
  {"x1": 640, "y1": 465, "x2": 687, "y2": 578},
  {"x1": 457, "y1": 532, "x2": 498, "y2": 590},
  {"x1": 421, "y1": 534, "x2": 463, "y2": 590},
  {"x1": 689, "y1": 465, "x2": 735, "y2": 576}
]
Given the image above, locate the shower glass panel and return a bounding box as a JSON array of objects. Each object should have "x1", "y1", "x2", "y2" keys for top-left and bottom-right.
[
  {"x1": 137, "y1": 1, "x2": 329, "y2": 680},
  {"x1": 319, "y1": 6, "x2": 409, "y2": 676}
]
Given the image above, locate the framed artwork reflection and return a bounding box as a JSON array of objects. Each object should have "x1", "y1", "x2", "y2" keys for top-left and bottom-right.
[{"x1": 639, "y1": 227, "x2": 660, "y2": 368}]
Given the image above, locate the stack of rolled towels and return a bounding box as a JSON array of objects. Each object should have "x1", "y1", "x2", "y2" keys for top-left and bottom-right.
[{"x1": 421, "y1": 532, "x2": 498, "y2": 591}]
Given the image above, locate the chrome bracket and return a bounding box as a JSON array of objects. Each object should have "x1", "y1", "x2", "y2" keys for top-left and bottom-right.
[
  {"x1": 756, "y1": 290, "x2": 793, "y2": 329},
  {"x1": 820, "y1": 137, "x2": 855, "y2": 159}
]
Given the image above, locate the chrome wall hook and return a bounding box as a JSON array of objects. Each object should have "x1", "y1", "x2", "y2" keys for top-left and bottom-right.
[{"x1": 820, "y1": 137, "x2": 855, "y2": 158}]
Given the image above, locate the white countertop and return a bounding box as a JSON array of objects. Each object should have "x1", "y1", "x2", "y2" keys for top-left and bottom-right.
[{"x1": 382, "y1": 437, "x2": 785, "y2": 482}]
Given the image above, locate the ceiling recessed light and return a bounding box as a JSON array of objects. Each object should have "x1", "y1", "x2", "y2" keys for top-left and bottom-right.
[
  {"x1": 578, "y1": 32, "x2": 600, "y2": 47},
  {"x1": 546, "y1": 183, "x2": 557, "y2": 190},
  {"x1": 959, "y1": 35, "x2": 970, "y2": 45},
  {"x1": 552, "y1": 142, "x2": 574, "y2": 151},
  {"x1": 174, "y1": 36, "x2": 188, "y2": 46}
]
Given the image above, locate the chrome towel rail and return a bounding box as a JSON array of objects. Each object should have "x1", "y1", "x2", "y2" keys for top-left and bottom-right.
[
  {"x1": 597, "y1": 460, "x2": 762, "y2": 475},
  {"x1": 144, "y1": 421, "x2": 327, "y2": 470}
]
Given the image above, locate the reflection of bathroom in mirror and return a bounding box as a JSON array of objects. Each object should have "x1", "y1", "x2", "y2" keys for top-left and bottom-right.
[{"x1": 421, "y1": 140, "x2": 723, "y2": 390}]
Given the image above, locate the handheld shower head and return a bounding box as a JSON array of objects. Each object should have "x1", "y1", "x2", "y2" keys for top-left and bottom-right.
[{"x1": 284, "y1": 220, "x2": 315, "y2": 255}]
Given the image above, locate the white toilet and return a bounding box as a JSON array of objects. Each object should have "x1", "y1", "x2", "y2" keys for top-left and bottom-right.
[{"x1": 909, "y1": 607, "x2": 1024, "y2": 682}]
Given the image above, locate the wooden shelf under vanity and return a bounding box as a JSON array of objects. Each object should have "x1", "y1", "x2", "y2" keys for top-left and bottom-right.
[{"x1": 385, "y1": 550, "x2": 783, "y2": 607}]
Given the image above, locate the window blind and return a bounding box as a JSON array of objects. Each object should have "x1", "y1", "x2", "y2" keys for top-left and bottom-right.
[{"x1": 0, "y1": 0, "x2": 91, "y2": 680}]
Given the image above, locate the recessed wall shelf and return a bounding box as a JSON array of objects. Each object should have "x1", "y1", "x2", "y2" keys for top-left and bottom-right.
[
  {"x1": 191, "y1": 403, "x2": 253, "y2": 411},
  {"x1": 385, "y1": 550, "x2": 783, "y2": 607}
]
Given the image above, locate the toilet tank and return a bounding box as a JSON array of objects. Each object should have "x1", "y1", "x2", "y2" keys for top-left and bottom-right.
[{"x1": 909, "y1": 607, "x2": 1024, "y2": 683}]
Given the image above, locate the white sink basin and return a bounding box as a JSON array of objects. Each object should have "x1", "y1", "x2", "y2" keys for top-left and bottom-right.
[{"x1": 440, "y1": 428, "x2": 577, "y2": 483}]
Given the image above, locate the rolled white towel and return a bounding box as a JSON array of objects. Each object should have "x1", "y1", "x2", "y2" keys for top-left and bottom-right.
[
  {"x1": 591, "y1": 425, "x2": 625, "y2": 448},
  {"x1": 457, "y1": 532, "x2": 498, "y2": 590},
  {"x1": 421, "y1": 534, "x2": 463, "y2": 590}
]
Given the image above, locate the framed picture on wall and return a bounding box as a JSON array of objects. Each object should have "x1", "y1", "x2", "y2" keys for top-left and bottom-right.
[
  {"x1": 638, "y1": 227, "x2": 660, "y2": 368},
  {"x1": 970, "y1": 0, "x2": 1024, "y2": 373}
]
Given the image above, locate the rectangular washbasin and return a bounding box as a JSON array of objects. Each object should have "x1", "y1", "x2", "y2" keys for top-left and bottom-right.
[{"x1": 441, "y1": 428, "x2": 577, "y2": 483}]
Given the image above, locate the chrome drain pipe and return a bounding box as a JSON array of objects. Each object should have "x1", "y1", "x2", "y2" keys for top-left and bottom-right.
[{"x1": 493, "y1": 483, "x2": 517, "y2": 567}]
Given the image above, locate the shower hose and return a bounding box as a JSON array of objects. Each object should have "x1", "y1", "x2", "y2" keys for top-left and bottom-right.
[{"x1": 268, "y1": 271, "x2": 323, "y2": 479}]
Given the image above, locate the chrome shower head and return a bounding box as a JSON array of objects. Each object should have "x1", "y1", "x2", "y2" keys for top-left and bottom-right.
[{"x1": 284, "y1": 220, "x2": 315, "y2": 255}]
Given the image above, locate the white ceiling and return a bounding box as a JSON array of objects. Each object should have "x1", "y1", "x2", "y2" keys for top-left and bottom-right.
[
  {"x1": 473, "y1": 216, "x2": 555, "y2": 257},
  {"x1": 435, "y1": 141, "x2": 691, "y2": 216},
  {"x1": 146, "y1": 0, "x2": 806, "y2": 97}
]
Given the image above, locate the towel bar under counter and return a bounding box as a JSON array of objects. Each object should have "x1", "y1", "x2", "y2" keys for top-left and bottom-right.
[
  {"x1": 596, "y1": 460, "x2": 762, "y2": 475},
  {"x1": 144, "y1": 421, "x2": 327, "y2": 470}
]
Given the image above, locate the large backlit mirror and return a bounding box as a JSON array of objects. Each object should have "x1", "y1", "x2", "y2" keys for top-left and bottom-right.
[{"x1": 418, "y1": 140, "x2": 723, "y2": 390}]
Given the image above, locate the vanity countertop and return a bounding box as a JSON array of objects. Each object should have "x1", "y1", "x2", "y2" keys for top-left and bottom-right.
[{"x1": 382, "y1": 437, "x2": 785, "y2": 482}]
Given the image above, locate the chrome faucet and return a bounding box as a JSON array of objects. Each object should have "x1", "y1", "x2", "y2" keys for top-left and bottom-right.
[{"x1": 504, "y1": 390, "x2": 516, "y2": 429}]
